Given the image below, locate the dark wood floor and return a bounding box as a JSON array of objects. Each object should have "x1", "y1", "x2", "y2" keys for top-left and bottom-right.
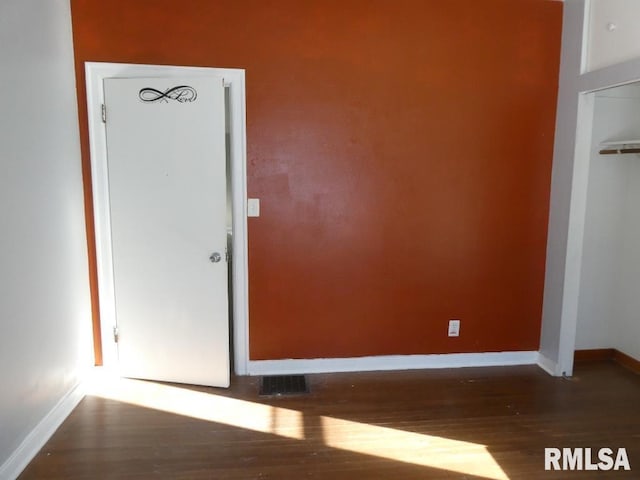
[{"x1": 19, "y1": 361, "x2": 640, "y2": 479}]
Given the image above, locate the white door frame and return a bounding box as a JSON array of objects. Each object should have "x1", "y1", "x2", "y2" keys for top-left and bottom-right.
[
  {"x1": 541, "y1": 0, "x2": 640, "y2": 375},
  {"x1": 555, "y1": 71, "x2": 640, "y2": 376},
  {"x1": 85, "y1": 62, "x2": 250, "y2": 375}
]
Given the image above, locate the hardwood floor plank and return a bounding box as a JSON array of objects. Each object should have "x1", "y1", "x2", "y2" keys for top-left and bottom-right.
[{"x1": 19, "y1": 362, "x2": 640, "y2": 479}]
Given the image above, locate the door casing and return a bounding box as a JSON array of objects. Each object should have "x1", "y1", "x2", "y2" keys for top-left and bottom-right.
[{"x1": 85, "y1": 62, "x2": 249, "y2": 375}]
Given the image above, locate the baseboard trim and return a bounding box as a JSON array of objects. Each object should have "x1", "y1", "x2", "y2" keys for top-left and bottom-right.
[
  {"x1": 247, "y1": 351, "x2": 539, "y2": 376},
  {"x1": 613, "y1": 350, "x2": 640, "y2": 375},
  {"x1": 536, "y1": 352, "x2": 560, "y2": 376},
  {"x1": 574, "y1": 348, "x2": 640, "y2": 375},
  {"x1": 574, "y1": 348, "x2": 615, "y2": 363},
  {"x1": 0, "y1": 381, "x2": 85, "y2": 480}
]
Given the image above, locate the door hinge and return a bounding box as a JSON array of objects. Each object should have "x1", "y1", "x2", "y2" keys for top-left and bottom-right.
[
  {"x1": 113, "y1": 326, "x2": 119, "y2": 343},
  {"x1": 225, "y1": 247, "x2": 231, "y2": 262},
  {"x1": 101, "y1": 103, "x2": 106, "y2": 123}
]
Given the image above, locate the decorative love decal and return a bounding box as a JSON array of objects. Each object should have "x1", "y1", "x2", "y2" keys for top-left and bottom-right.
[{"x1": 138, "y1": 86, "x2": 197, "y2": 103}]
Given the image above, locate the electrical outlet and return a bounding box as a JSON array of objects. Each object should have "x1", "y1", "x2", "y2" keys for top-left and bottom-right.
[{"x1": 448, "y1": 319, "x2": 460, "y2": 337}]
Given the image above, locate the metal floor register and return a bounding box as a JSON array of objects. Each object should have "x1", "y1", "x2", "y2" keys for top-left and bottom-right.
[{"x1": 259, "y1": 375, "x2": 309, "y2": 396}]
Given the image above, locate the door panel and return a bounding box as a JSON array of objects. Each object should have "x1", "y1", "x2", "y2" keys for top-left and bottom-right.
[{"x1": 104, "y1": 76, "x2": 229, "y2": 387}]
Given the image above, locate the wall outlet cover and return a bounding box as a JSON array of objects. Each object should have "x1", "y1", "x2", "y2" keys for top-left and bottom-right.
[{"x1": 448, "y1": 319, "x2": 460, "y2": 337}]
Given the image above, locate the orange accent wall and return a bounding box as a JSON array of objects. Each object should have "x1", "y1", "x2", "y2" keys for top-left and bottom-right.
[{"x1": 70, "y1": 0, "x2": 562, "y2": 361}]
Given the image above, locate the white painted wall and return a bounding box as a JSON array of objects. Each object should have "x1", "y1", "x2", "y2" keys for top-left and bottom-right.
[
  {"x1": 616, "y1": 156, "x2": 640, "y2": 360},
  {"x1": 575, "y1": 88, "x2": 640, "y2": 352},
  {"x1": 587, "y1": 0, "x2": 640, "y2": 72},
  {"x1": 0, "y1": 0, "x2": 91, "y2": 476}
]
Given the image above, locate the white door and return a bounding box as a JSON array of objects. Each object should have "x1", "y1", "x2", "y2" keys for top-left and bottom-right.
[{"x1": 103, "y1": 76, "x2": 229, "y2": 387}]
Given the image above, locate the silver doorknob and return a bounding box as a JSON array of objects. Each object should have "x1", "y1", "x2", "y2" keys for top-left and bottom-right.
[{"x1": 209, "y1": 252, "x2": 222, "y2": 263}]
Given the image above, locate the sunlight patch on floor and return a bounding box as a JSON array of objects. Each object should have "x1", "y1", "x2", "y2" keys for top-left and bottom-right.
[
  {"x1": 86, "y1": 374, "x2": 509, "y2": 480},
  {"x1": 86, "y1": 373, "x2": 305, "y2": 440},
  {"x1": 320, "y1": 416, "x2": 509, "y2": 479}
]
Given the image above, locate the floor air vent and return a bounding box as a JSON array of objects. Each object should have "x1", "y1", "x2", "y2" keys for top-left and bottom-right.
[{"x1": 260, "y1": 375, "x2": 309, "y2": 396}]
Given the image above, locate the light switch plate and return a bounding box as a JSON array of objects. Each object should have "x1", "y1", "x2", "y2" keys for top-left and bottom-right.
[{"x1": 248, "y1": 198, "x2": 260, "y2": 217}]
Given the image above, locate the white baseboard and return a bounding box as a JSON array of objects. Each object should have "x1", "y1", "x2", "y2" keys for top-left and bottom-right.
[
  {"x1": 536, "y1": 352, "x2": 560, "y2": 376},
  {"x1": 0, "y1": 382, "x2": 85, "y2": 480},
  {"x1": 247, "y1": 351, "x2": 539, "y2": 376}
]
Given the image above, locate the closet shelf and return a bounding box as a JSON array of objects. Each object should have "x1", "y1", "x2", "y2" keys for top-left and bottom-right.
[{"x1": 599, "y1": 140, "x2": 640, "y2": 155}]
